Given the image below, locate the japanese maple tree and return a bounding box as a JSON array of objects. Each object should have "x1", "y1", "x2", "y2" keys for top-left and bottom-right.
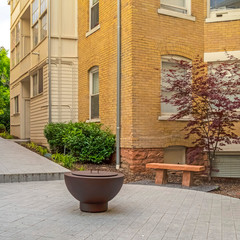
[{"x1": 161, "y1": 56, "x2": 240, "y2": 180}]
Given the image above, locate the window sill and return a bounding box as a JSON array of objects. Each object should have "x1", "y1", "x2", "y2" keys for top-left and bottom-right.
[
  {"x1": 31, "y1": 92, "x2": 43, "y2": 100},
  {"x1": 13, "y1": 113, "x2": 20, "y2": 116},
  {"x1": 86, "y1": 118, "x2": 101, "y2": 123},
  {"x1": 206, "y1": 15, "x2": 240, "y2": 23},
  {"x1": 158, "y1": 9, "x2": 196, "y2": 21},
  {"x1": 86, "y1": 25, "x2": 100, "y2": 38},
  {"x1": 158, "y1": 115, "x2": 192, "y2": 121}
]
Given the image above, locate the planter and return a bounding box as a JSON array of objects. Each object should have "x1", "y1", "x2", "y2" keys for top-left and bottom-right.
[{"x1": 64, "y1": 170, "x2": 124, "y2": 213}]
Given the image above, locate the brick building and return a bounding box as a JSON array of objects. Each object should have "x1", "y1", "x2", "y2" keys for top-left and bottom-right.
[{"x1": 78, "y1": 0, "x2": 240, "y2": 176}]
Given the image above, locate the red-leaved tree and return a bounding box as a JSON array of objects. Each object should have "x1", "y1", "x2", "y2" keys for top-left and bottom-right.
[{"x1": 161, "y1": 56, "x2": 240, "y2": 181}]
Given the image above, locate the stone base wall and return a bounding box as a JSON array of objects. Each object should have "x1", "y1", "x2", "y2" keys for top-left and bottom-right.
[{"x1": 121, "y1": 148, "x2": 164, "y2": 173}]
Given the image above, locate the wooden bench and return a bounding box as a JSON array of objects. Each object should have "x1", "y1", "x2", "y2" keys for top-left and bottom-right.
[{"x1": 146, "y1": 163, "x2": 205, "y2": 187}]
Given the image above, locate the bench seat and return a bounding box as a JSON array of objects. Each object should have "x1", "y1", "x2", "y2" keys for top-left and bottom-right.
[{"x1": 146, "y1": 163, "x2": 205, "y2": 187}]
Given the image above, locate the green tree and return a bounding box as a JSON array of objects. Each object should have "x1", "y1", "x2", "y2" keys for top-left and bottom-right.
[{"x1": 0, "y1": 48, "x2": 10, "y2": 131}]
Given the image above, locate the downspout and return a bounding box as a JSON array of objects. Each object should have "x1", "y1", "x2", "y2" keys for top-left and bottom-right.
[
  {"x1": 48, "y1": 0, "x2": 52, "y2": 123},
  {"x1": 116, "y1": 0, "x2": 121, "y2": 169}
]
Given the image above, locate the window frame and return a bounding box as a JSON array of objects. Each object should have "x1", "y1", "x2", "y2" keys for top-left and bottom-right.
[
  {"x1": 89, "y1": 0, "x2": 99, "y2": 30},
  {"x1": 89, "y1": 67, "x2": 100, "y2": 121},
  {"x1": 31, "y1": 68, "x2": 44, "y2": 98}
]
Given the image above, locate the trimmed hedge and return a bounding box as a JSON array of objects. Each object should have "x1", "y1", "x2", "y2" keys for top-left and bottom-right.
[{"x1": 44, "y1": 122, "x2": 115, "y2": 164}]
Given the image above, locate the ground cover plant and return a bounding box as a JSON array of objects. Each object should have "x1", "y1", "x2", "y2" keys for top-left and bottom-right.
[
  {"x1": 161, "y1": 56, "x2": 240, "y2": 180},
  {"x1": 44, "y1": 122, "x2": 115, "y2": 164}
]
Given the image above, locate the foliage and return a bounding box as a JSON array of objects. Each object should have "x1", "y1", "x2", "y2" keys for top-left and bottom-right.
[
  {"x1": 0, "y1": 132, "x2": 14, "y2": 139},
  {"x1": 26, "y1": 142, "x2": 49, "y2": 156},
  {"x1": 44, "y1": 122, "x2": 68, "y2": 153},
  {"x1": 0, "y1": 48, "x2": 10, "y2": 132},
  {"x1": 161, "y1": 56, "x2": 240, "y2": 180},
  {"x1": 44, "y1": 122, "x2": 116, "y2": 164},
  {"x1": 0, "y1": 124, "x2": 6, "y2": 133},
  {"x1": 52, "y1": 153, "x2": 77, "y2": 169}
]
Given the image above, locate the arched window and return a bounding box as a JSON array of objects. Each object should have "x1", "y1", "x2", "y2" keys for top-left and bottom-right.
[{"x1": 161, "y1": 55, "x2": 191, "y2": 116}]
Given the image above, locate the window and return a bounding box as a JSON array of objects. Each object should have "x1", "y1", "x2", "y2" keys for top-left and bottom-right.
[
  {"x1": 32, "y1": 0, "x2": 39, "y2": 25},
  {"x1": 161, "y1": 0, "x2": 188, "y2": 14},
  {"x1": 40, "y1": 13, "x2": 47, "y2": 40},
  {"x1": 32, "y1": 68, "x2": 43, "y2": 97},
  {"x1": 16, "y1": 45, "x2": 20, "y2": 64},
  {"x1": 90, "y1": 0, "x2": 99, "y2": 29},
  {"x1": 32, "y1": 0, "x2": 47, "y2": 47},
  {"x1": 40, "y1": 0, "x2": 47, "y2": 15},
  {"x1": 161, "y1": 56, "x2": 189, "y2": 116},
  {"x1": 158, "y1": 0, "x2": 195, "y2": 21},
  {"x1": 210, "y1": 0, "x2": 240, "y2": 12},
  {"x1": 14, "y1": 96, "x2": 19, "y2": 114},
  {"x1": 33, "y1": 23, "x2": 38, "y2": 47},
  {"x1": 89, "y1": 67, "x2": 99, "y2": 119},
  {"x1": 207, "y1": 0, "x2": 240, "y2": 21},
  {"x1": 16, "y1": 21, "x2": 20, "y2": 44}
]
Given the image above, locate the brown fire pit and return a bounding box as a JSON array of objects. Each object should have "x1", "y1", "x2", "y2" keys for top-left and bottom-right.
[{"x1": 64, "y1": 170, "x2": 124, "y2": 213}]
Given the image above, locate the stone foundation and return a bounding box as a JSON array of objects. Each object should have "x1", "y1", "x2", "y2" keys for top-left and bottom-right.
[{"x1": 121, "y1": 148, "x2": 164, "y2": 173}]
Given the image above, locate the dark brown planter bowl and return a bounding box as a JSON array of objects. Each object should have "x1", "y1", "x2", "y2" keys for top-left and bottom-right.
[{"x1": 64, "y1": 171, "x2": 124, "y2": 213}]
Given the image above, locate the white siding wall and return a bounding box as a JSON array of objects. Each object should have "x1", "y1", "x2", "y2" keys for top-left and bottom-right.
[
  {"x1": 30, "y1": 64, "x2": 48, "y2": 145},
  {"x1": 51, "y1": 59, "x2": 78, "y2": 123}
]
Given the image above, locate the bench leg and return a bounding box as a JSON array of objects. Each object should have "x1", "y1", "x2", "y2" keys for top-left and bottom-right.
[
  {"x1": 182, "y1": 171, "x2": 193, "y2": 187},
  {"x1": 155, "y1": 169, "x2": 168, "y2": 185}
]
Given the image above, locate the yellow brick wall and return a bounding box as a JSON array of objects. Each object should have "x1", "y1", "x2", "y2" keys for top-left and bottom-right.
[
  {"x1": 78, "y1": 0, "x2": 134, "y2": 148},
  {"x1": 130, "y1": 0, "x2": 204, "y2": 149},
  {"x1": 78, "y1": 0, "x2": 240, "y2": 155}
]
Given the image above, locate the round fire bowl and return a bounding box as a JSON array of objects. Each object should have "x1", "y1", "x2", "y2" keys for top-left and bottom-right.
[{"x1": 64, "y1": 171, "x2": 124, "y2": 213}]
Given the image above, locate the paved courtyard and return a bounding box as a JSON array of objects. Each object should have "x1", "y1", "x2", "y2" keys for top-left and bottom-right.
[{"x1": 0, "y1": 181, "x2": 239, "y2": 240}]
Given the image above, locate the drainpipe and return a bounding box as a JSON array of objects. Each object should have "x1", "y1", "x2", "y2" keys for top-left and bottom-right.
[
  {"x1": 116, "y1": 0, "x2": 121, "y2": 169},
  {"x1": 48, "y1": 0, "x2": 52, "y2": 123}
]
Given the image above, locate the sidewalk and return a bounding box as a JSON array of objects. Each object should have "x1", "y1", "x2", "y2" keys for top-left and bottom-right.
[
  {"x1": 0, "y1": 181, "x2": 239, "y2": 240},
  {"x1": 0, "y1": 137, "x2": 69, "y2": 183}
]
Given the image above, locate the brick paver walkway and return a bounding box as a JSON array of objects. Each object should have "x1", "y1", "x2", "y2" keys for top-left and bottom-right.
[
  {"x1": 0, "y1": 137, "x2": 69, "y2": 183},
  {"x1": 0, "y1": 181, "x2": 239, "y2": 240}
]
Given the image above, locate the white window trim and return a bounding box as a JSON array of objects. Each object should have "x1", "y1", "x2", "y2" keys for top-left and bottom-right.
[
  {"x1": 89, "y1": 67, "x2": 100, "y2": 121},
  {"x1": 206, "y1": 0, "x2": 240, "y2": 23},
  {"x1": 89, "y1": 0, "x2": 99, "y2": 31},
  {"x1": 160, "y1": 55, "x2": 192, "y2": 120},
  {"x1": 158, "y1": 0, "x2": 196, "y2": 21}
]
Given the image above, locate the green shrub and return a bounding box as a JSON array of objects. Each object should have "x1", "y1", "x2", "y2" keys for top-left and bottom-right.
[
  {"x1": 44, "y1": 122, "x2": 116, "y2": 164},
  {"x1": 52, "y1": 153, "x2": 76, "y2": 168},
  {"x1": 0, "y1": 124, "x2": 6, "y2": 133},
  {"x1": 44, "y1": 123, "x2": 68, "y2": 153},
  {"x1": 0, "y1": 132, "x2": 13, "y2": 139},
  {"x1": 63, "y1": 122, "x2": 115, "y2": 164}
]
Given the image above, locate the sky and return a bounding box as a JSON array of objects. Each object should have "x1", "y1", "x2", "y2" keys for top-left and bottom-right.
[{"x1": 0, "y1": 0, "x2": 10, "y2": 52}]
